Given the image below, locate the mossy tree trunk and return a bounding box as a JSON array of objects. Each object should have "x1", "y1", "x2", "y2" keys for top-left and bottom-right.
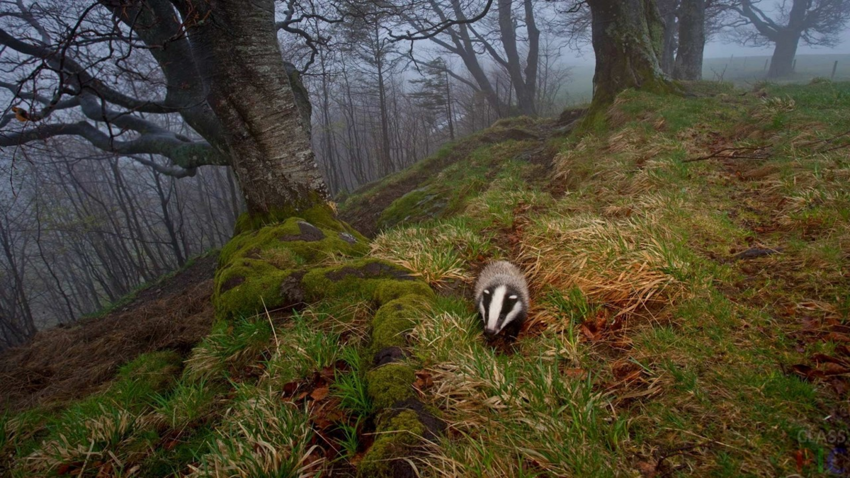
[
  {"x1": 586, "y1": 0, "x2": 673, "y2": 106},
  {"x1": 177, "y1": 0, "x2": 328, "y2": 216},
  {"x1": 672, "y1": 0, "x2": 705, "y2": 80}
]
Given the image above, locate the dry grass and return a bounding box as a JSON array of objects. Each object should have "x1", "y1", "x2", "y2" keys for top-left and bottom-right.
[
  {"x1": 370, "y1": 221, "x2": 490, "y2": 286},
  {"x1": 0, "y1": 256, "x2": 216, "y2": 411},
  {"x1": 189, "y1": 388, "x2": 322, "y2": 477},
  {"x1": 519, "y1": 213, "x2": 690, "y2": 332}
]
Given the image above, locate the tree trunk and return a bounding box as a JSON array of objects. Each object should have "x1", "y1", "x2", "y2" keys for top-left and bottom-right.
[
  {"x1": 586, "y1": 0, "x2": 672, "y2": 106},
  {"x1": 659, "y1": 0, "x2": 679, "y2": 74},
  {"x1": 181, "y1": 0, "x2": 327, "y2": 216},
  {"x1": 768, "y1": 32, "x2": 800, "y2": 78},
  {"x1": 673, "y1": 0, "x2": 705, "y2": 80}
]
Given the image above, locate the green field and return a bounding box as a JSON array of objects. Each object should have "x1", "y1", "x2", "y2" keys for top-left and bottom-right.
[{"x1": 562, "y1": 54, "x2": 850, "y2": 106}]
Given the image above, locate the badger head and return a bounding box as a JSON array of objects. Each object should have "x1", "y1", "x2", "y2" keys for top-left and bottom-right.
[{"x1": 479, "y1": 284, "x2": 526, "y2": 338}]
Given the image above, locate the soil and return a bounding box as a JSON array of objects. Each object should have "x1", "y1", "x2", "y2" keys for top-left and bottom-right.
[{"x1": 0, "y1": 255, "x2": 219, "y2": 412}]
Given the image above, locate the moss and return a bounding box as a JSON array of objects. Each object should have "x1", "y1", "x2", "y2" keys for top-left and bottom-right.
[
  {"x1": 373, "y1": 280, "x2": 434, "y2": 305},
  {"x1": 214, "y1": 259, "x2": 293, "y2": 321},
  {"x1": 116, "y1": 350, "x2": 183, "y2": 394},
  {"x1": 220, "y1": 216, "x2": 367, "y2": 268},
  {"x1": 233, "y1": 200, "x2": 343, "y2": 235},
  {"x1": 365, "y1": 363, "x2": 416, "y2": 413},
  {"x1": 357, "y1": 410, "x2": 425, "y2": 478},
  {"x1": 378, "y1": 185, "x2": 448, "y2": 231},
  {"x1": 370, "y1": 296, "x2": 425, "y2": 352},
  {"x1": 214, "y1": 215, "x2": 370, "y2": 320},
  {"x1": 300, "y1": 259, "x2": 419, "y2": 303}
]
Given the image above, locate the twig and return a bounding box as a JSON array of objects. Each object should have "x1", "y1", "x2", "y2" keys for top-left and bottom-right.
[{"x1": 684, "y1": 145, "x2": 771, "y2": 162}]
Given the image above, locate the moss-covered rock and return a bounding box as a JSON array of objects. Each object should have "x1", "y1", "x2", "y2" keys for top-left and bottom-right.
[
  {"x1": 366, "y1": 363, "x2": 415, "y2": 410},
  {"x1": 300, "y1": 259, "x2": 420, "y2": 303},
  {"x1": 214, "y1": 215, "x2": 369, "y2": 321},
  {"x1": 220, "y1": 216, "x2": 367, "y2": 268}
]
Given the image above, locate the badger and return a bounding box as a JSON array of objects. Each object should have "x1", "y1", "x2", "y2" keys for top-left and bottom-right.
[{"x1": 474, "y1": 261, "x2": 530, "y2": 339}]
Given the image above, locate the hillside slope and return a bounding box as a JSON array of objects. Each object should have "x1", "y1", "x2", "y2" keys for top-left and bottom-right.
[{"x1": 2, "y1": 80, "x2": 849, "y2": 477}]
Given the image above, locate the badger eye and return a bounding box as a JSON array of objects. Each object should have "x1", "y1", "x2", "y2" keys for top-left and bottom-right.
[{"x1": 483, "y1": 289, "x2": 491, "y2": 295}]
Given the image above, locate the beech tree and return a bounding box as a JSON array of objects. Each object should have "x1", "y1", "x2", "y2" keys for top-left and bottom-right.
[
  {"x1": 728, "y1": 0, "x2": 850, "y2": 78},
  {"x1": 0, "y1": 0, "x2": 333, "y2": 216},
  {"x1": 583, "y1": 0, "x2": 673, "y2": 105}
]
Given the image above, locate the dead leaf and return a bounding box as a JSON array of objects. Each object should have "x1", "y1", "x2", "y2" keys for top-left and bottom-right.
[
  {"x1": 563, "y1": 368, "x2": 587, "y2": 379},
  {"x1": 636, "y1": 460, "x2": 657, "y2": 478},
  {"x1": 791, "y1": 364, "x2": 825, "y2": 381},
  {"x1": 310, "y1": 386, "x2": 330, "y2": 401}
]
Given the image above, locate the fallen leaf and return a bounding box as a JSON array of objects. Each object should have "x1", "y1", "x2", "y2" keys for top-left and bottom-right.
[
  {"x1": 791, "y1": 364, "x2": 825, "y2": 381},
  {"x1": 282, "y1": 381, "x2": 300, "y2": 397},
  {"x1": 310, "y1": 386, "x2": 330, "y2": 401},
  {"x1": 636, "y1": 460, "x2": 657, "y2": 478},
  {"x1": 563, "y1": 368, "x2": 587, "y2": 379}
]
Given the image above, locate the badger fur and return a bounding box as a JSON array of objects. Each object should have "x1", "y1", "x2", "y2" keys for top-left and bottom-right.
[{"x1": 474, "y1": 261, "x2": 529, "y2": 338}]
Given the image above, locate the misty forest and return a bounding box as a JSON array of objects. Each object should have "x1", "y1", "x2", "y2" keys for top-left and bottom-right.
[{"x1": 1, "y1": 0, "x2": 849, "y2": 476}]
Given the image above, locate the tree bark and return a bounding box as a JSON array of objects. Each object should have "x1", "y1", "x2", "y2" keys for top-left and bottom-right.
[
  {"x1": 673, "y1": 0, "x2": 705, "y2": 80},
  {"x1": 586, "y1": 0, "x2": 672, "y2": 106},
  {"x1": 178, "y1": 0, "x2": 328, "y2": 216},
  {"x1": 659, "y1": 0, "x2": 679, "y2": 74},
  {"x1": 768, "y1": 32, "x2": 801, "y2": 78}
]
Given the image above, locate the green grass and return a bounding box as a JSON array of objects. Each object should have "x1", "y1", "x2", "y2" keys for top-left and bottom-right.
[{"x1": 4, "y1": 81, "x2": 850, "y2": 477}]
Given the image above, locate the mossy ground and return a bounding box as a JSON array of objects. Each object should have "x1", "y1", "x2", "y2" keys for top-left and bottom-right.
[{"x1": 3, "y1": 81, "x2": 849, "y2": 477}]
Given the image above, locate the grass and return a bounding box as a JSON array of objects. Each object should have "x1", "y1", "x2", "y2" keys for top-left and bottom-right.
[{"x1": 3, "y1": 80, "x2": 849, "y2": 477}]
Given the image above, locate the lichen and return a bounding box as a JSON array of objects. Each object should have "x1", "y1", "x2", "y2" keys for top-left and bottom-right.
[{"x1": 366, "y1": 363, "x2": 415, "y2": 410}]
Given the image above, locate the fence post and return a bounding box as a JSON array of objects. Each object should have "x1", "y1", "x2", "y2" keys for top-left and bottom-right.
[
  {"x1": 763, "y1": 59, "x2": 769, "y2": 71},
  {"x1": 792, "y1": 59, "x2": 796, "y2": 72},
  {"x1": 832, "y1": 61, "x2": 839, "y2": 79}
]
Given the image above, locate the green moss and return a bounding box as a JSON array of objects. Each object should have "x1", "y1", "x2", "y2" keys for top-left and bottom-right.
[
  {"x1": 370, "y1": 296, "x2": 425, "y2": 352},
  {"x1": 300, "y1": 259, "x2": 419, "y2": 303},
  {"x1": 357, "y1": 410, "x2": 425, "y2": 478},
  {"x1": 214, "y1": 259, "x2": 292, "y2": 321},
  {"x1": 366, "y1": 363, "x2": 416, "y2": 412},
  {"x1": 215, "y1": 215, "x2": 370, "y2": 320},
  {"x1": 378, "y1": 185, "x2": 448, "y2": 230},
  {"x1": 233, "y1": 199, "x2": 342, "y2": 234},
  {"x1": 115, "y1": 350, "x2": 183, "y2": 396},
  {"x1": 220, "y1": 216, "x2": 367, "y2": 268},
  {"x1": 373, "y1": 280, "x2": 434, "y2": 305}
]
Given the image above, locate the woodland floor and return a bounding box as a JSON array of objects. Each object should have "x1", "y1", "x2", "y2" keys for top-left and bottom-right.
[
  {"x1": 0, "y1": 255, "x2": 218, "y2": 412},
  {"x1": 2, "y1": 81, "x2": 849, "y2": 477}
]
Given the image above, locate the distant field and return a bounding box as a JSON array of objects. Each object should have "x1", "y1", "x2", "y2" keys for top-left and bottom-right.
[{"x1": 560, "y1": 53, "x2": 850, "y2": 106}]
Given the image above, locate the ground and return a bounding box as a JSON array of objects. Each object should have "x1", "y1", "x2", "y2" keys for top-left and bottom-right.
[{"x1": 2, "y1": 80, "x2": 849, "y2": 477}]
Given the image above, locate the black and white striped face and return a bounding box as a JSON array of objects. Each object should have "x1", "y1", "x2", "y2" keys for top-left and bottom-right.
[{"x1": 479, "y1": 284, "x2": 525, "y2": 337}]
